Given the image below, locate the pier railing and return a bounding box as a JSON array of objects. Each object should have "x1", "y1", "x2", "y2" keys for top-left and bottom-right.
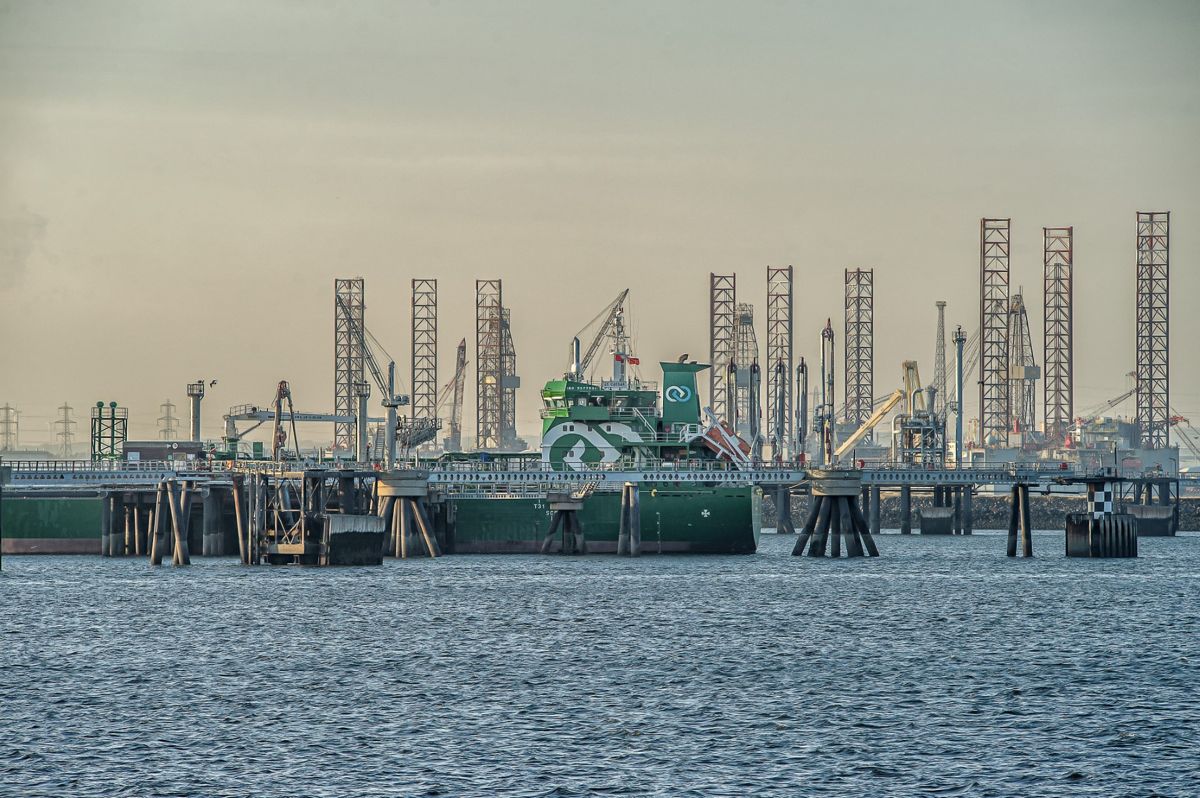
[{"x1": 5, "y1": 455, "x2": 1188, "y2": 492}]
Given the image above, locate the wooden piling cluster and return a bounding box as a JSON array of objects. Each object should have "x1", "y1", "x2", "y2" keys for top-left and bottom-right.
[
  {"x1": 540, "y1": 492, "x2": 586, "y2": 555},
  {"x1": 97, "y1": 480, "x2": 198, "y2": 566},
  {"x1": 101, "y1": 491, "x2": 152, "y2": 558},
  {"x1": 791, "y1": 469, "x2": 879, "y2": 558}
]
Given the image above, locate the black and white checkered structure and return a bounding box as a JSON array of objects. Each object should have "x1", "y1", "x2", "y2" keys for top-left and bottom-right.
[{"x1": 1087, "y1": 482, "x2": 1116, "y2": 519}]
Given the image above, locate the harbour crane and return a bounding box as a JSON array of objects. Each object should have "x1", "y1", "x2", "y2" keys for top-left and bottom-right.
[
  {"x1": 271, "y1": 380, "x2": 302, "y2": 461},
  {"x1": 334, "y1": 293, "x2": 421, "y2": 466},
  {"x1": 567, "y1": 289, "x2": 631, "y2": 382},
  {"x1": 436, "y1": 338, "x2": 468, "y2": 451},
  {"x1": 1168, "y1": 407, "x2": 1200, "y2": 461},
  {"x1": 1077, "y1": 380, "x2": 1137, "y2": 423},
  {"x1": 834, "y1": 389, "x2": 904, "y2": 461},
  {"x1": 833, "y1": 361, "x2": 944, "y2": 466}
]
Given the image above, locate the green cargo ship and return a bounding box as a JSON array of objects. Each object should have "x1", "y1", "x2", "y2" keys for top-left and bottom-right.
[
  {"x1": 1, "y1": 492, "x2": 104, "y2": 554},
  {"x1": 445, "y1": 343, "x2": 761, "y2": 553},
  {"x1": 1, "y1": 350, "x2": 760, "y2": 556}
]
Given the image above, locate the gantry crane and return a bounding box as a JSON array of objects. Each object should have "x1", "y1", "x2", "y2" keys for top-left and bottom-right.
[{"x1": 437, "y1": 338, "x2": 468, "y2": 451}]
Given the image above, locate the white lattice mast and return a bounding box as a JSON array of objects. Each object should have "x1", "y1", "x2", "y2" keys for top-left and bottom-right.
[
  {"x1": 733, "y1": 303, "x2": 760, "y2": 443},
  {"x1": 709, "y1": 273, "x2": 736, "y2": 425},
  {"x1": 500, "y1": 307, "x2": 520, "y2": 449},
  {"x1": 334, "y1": 278, "x2": 365, "y2": 453},
  {"x1": 844, "y1": 268, "x2": 874, "y2": 437},
  {"x1": 933, "y1": 301, "x2": 947, "y2": 416},
  {"x1": 475, "y1": 279, "x2": 503, "y2": 450},
  {"x1": 979, "y1": 219, "x2": 1011, "y2": 446},
  {"x1": 411, "y1": 279, "x2": 438, "y2": 426},
  {"x1": 1043, "y1": 227, "x2": 1073, "y2": 443},
  {"x1": 766, "y1": 266, "x2": 793, "y2": 462},
  {"x1": 1136, "y1": 211, "x2": 1169, "y2": 449}
]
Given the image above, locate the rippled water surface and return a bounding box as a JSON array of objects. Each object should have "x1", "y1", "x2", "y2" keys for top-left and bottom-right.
[{"x1": 3, "y1": 532, "x2": 1199, "y2": 797}]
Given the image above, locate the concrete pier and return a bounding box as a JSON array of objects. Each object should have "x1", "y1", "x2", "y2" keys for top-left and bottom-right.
[
  {"x1": 792, "y1": 469, "x2": 878, "y2": 558},
  {"x1": 869, "y1": 485, "x2": 880, "y2": 536},
  {"x1": 542, "y1": 492, "x2": 586, "y2": 555}
]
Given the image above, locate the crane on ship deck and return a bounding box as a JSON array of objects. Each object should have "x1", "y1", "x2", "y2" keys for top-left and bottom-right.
[{"x1": 567, "y1": 289, "x2": 635, "y2": 385}]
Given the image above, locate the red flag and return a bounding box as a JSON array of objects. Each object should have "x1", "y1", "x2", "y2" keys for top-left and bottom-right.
[{"x1": 627, "y1": 357, "x2": 640, "y2": 365}]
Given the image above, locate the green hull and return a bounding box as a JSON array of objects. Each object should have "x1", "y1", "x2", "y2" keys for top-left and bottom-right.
[
  {"x1": 1, "y1": 496, "x2": 103, "y2": 554},
  {"x1": 448, "y1": 485, "x2": 762, "y2": 554},
  {"x1": 0, "y1": 485, "x2": 763, "y2": 556}
]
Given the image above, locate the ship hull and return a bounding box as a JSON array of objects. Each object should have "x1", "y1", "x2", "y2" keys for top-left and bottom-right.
[
  {"x1": 447, "y1": 484, "x2": 761, "y2": 554},
  {"x1": 1, "y1": 495, "x2": 103, "y2": 554},
  {"x1": 1, "y1": 484, "x2": 762, "y2": 556}
]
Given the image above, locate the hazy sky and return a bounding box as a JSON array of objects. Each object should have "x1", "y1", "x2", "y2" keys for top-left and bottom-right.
[{"x1": 2, "y1": 0, "x2": 1198, "y2": 447}]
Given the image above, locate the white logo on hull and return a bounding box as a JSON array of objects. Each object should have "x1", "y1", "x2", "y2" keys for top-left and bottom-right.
[{"x1": 665, "y1": 385, "x2": 692, "y2": 403}]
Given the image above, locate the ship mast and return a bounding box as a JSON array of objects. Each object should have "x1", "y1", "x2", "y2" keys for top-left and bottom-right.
[{"x1": 612, "y1": 307, "x2": 630, "y2": 386}]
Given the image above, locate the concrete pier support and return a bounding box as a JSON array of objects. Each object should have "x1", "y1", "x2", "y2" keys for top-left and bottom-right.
[
  {"x1": 900, "y1": 485, "x2": 912, "y2": 534},
  {"x1": 542, "y1": 492, "x2": 586, "y2": 555},
  {"x1": 100, "y1": 493, "x2": 113, "y2": 557},
  {"x1": 1006, "y1": 484, "x2": 1033, "y2": 558},
  {"x1": 1069, "y1": 477, "x2": 1138, "y2": 557},
  {"x1": 377, "y1": 473, "x2": 438, "y2": 559},
  {"x1": 792, "y1": 469, "x2": 878, "y2": 558},
  {"x1": 202, "y1": 490, "x2": 220, "y2": 556},
  {"x1": 625, "y1": 483, "x2": 641, "y2": 557},
  {"x1": 952, "y1": 487, "x2": 962, "y2": 534},
  {"x1": 869, "y1": 485, "x2": 880, "y2": 536},
  {"x1": 962, "y1": 486, "x2": 973, "y2": 535},
  {"x1": 774, "y1": 486, "x2": 796, "y2": 534}
]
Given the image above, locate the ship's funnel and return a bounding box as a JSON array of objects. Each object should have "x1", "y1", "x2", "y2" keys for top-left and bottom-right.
[{"x1": 660, "y1": 361, "x2": 710, "y2": 428}]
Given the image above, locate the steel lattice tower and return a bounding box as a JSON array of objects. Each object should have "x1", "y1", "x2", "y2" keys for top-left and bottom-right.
[
  {"x1": 500, "y1": 308, "x2": 519, "y2": 448},
  {"x1": 709, "y1": 273, "x2": 736, "y2": 425},
  {"x1": 475, "y1": 279, "x2": 503, "y2": 450},
  {"x1": 55, "y1": 402, "x2": 76, "y2": 458},
  {"x1": 1007, "y1": 292, "x2": 1038, "y2": 437},
  {"x1": 733, "y1": 303, "x2": 760, "y2": 439},
  {"x1": 1043, "y1": 227, "x2": 1073, "y2": 442},
  {"x1": 979, "y1": 219, "x2": 1011, "y2": 446},
  {"x1": 411, "y1": 279, "x2": 438, "y2": 424},
  {"x1": 158, "y1": 400, "x2": 180, "y2": 440},
  {"x1": 844, "y1": 268, "x2": 874, "y2": 436},
  {"x1": 334, "y1": 278, "x2": 365, "y2": 453},
  {"x1": 0, "y1": 404, "x2": 18, "y2": 452},
  {"x1": 1136, "y1": 211, "x2": 1170, "y2": 449},
  {"x1": 766, "y1": 266, "x2": 793, "y2": 460},
  {"x1": 933, "y1": 301, "x2": 947, "y2": 416}
]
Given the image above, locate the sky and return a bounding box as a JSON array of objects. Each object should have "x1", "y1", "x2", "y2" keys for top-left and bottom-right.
[{"x1": 1, "y1": 0, "x2": 1198, "y2": 449}]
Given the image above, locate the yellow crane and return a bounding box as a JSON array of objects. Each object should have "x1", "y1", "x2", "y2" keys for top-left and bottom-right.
[{"x1": 833, "y1": 361, "x2": 930, "y2": 463}]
